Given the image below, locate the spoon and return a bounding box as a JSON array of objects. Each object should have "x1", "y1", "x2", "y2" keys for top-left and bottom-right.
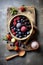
[{"x1": 5, "y1": 50, "x2": 25, "y2": 61}]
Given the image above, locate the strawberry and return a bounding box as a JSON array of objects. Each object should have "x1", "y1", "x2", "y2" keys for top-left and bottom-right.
[{"x1": 19, "y1": 6, "x2": 26, "y2": 12}]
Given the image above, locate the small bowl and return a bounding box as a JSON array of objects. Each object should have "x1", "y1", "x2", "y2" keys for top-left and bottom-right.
[{"x1": 8, "y1": 14, "x2": 33, "y2": 40}]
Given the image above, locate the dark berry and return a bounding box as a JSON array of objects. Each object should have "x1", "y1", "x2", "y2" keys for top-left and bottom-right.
[
  {"x1": 19, "y1": 35, "x2": 22, "y2": 38},
  {"x1": 10, "y1": 43, "x2": 14, "y2": 46},
  {"x1": 17, "y1": 29, "x2": 20, "y2": 32},
  {"x1": 16, "y1": 23, "x2": 21, "y2": 28},
  {"x1": 17, "y1": 20, "x2": 20, "y2": 23},
  {"x1": 21, "y1": 44, "x2": 25, "y2": 48},
  {"x1": 19, "y1": 32, "x2": 21, "y2": 35},
  {"x1": 27, "y1": 31, "x2": 30, "y2": 35},
  {"x1": 15, "y1": 41, "x2": 19, "y2": 46},
  {"x1": 16, "y1": 34, "x2": 19, "y2": 37}
]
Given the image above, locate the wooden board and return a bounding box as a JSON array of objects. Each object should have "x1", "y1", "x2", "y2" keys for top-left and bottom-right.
[{"x1": 6, "y1": 6, "x2": 37, "y2": 51}]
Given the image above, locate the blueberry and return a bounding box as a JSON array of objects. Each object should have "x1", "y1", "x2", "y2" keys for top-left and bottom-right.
[
  {"x1": 23, "y1": 20, "x2": 25, "y2": 22},
  {"x1": 17, "y1": 29, "x2": 20, "y2": 32},
  {"x1": 27, "y1": 31, "x2": 30, "y2": 35},
  {"x1": 16, "y1": 31, "x2": 18, "y2": 34},
  {"x1": 18, "y1": 42, "x2": 21, "y2": 47},
  {"x1": 21, "y1": 44, "x2": 25, "y2": 48},
  {"x1": 14, "y1": 28, "x2": 16, "y2": 30},
  {"x1": 21, "y1": 19, "x2": 23, "y2": 22},
  {"x1": 17, "y1": 20, "x2": 20, "y2": 23},
  {"x1": 16, "y1": 34, "x2": 19, "y2": 37},
  {"x1": 19, "y1": 32, "x2": 21, "y2": 35},
  {"x1": 23, "y1": 35, "x2": 26, "y2": 37},
  {"x1": 22, "y1": 16, "x2": 26, "y2": 19},
  {"x1": 11, "y1": 26, "x2": 14, "y2": 29},
  {"x1": 10, "y1": 43, "x2": 14, "y2": 46},
  {"x1": 19, "y1": 35, "x2": 22, "y2": 38},
  {"x1": 16, "y1": 23, "x2": 21, "y2": 28}
]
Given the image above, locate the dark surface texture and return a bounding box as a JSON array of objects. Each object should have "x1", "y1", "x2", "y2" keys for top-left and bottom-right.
[{"x1": 0, "y1": 0, "x2": 43, "y2": 65}]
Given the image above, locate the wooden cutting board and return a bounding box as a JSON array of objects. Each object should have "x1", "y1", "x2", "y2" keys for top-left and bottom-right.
[{"x1": 6, "y1": 6, "x2": 37, "y2": 51}]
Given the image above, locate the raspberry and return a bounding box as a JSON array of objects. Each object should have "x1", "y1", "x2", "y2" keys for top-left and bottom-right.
[{"x1": 13, "y1": 32, "x2": 16, "y2": 36}]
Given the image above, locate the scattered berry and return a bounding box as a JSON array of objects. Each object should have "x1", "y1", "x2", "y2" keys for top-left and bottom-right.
[
  {"x1": 19, "y1": 6, "x2": 26, "y2": 12},
  {"x1": 6, "y1": 33, "x2": 12, "y2": 41}
]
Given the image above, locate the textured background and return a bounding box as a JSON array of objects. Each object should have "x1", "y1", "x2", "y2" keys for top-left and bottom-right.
[{"x1": 0, "y1": 0, "x2": 43, "y2": 65}]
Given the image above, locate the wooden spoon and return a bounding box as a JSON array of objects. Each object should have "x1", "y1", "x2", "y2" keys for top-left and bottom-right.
[{"x1": 5, "y1": 50, "x2": 25, "y2": 61}]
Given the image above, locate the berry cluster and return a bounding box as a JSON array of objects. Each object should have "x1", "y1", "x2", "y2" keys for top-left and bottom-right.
[{"x1": 10, "y1": 15, "x2": 31, "y2": 38}]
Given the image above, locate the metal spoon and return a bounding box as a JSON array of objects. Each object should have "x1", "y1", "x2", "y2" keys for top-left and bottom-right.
[{"x1": 5, "y1": 50, "x2": 25, "y2": 61}]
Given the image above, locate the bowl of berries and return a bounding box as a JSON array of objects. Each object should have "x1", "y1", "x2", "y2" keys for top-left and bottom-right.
[{"x1": 8, "y1": 14, "x2": 33, "y2": 40}]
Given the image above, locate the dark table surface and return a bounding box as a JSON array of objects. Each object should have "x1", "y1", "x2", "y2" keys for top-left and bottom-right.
[{"x1": 0, "y1": 0, "x2": 43, "y2": 65}]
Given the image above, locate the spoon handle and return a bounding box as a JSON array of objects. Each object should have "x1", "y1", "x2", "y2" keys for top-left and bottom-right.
[{"x1": 5, "y1": 54, "x2": 18, "y2": 61}]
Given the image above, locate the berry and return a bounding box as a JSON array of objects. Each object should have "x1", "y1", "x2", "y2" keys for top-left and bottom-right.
[
  {"x1": 17, "y1": 29, "x2": 20, "y2": 32},
  {"x1": 21, "y1": 19, "x2": 23, "y2": 22},
  {"x1": 19, "y1": 6, "x2": 26, "y2": 12},
  {"x1": 10, "y1": 43, "x2": 14, "y2": 46},
  {"x1": 16, "y1": 34, "x2": 19, "y2": 37},
  {"x1": 13, "y1": 19, "x2": 17, "y2": 26},
  {"x1": 19, "y1": 32, "x2": 21, "y2": 35},
  {"x1": 19, "y1": 35, "x2": 22, "y2": 38},
  {"x1": 17, "y1": 20, "x2": 20, "y2": 23},
  {"x1": 17, "y1": 17, "x2": 20, "y2": 20},
  {"x1": 15, "y1": 41, "x2": 19, "y2": 46},
  {"x1": 13, "y1": 32, "x2": 16, "y2": 36},
  {"x1": 27, "y1": 31, "x2": 30, "y2": 35},
  {"x1": 11, "y1": 29, "x2": 14, "y2": 33},
  {"x1": 21, "y1": 44, "x2": 25, "y2": 48},
  {"x1": 14, "y1": 46, "x2": 19, "y2": 51},
  {"x1": 6, "y1": 34, "x2": 12, "y2": 41},
  {"x1": 16, "y1": 23, "x2": 21, "y2": 28},
  {"x1": 14, "y1": 28, "x2": 16, "y2": 30},
  {"x1": 21, "y1": 26, "x2": 27, "y2": 32}
]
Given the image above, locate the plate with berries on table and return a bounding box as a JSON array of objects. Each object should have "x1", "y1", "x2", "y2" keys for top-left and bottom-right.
[{"x1": 3, "y1": 5, "x2": 39, "y2": 60}]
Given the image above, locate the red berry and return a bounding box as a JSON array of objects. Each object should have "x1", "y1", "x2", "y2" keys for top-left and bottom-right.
[
  {"x1": 11, "y1": 29, "x2": 14, "y2": 33},
  {"x1": 15, "y1": 41, "x2": 19, "y2": 46},
  {"x1": 21, "y1": 26, "x2": 27, "y2": 32},
  {"x1": 19, "y1": 6, "x2": 26, "y2": 12},
  {"x1": 14, "y1": 46, "x2": 19, "y2": 51},
  {"x1": 17, "y1": 17, "x2": 20, "y2": 20},
  {"x1": 13, "y1": 19, "x2": 17, "y2": 26},
  {"x1": 13, "y1": 32, "x2": 16, "y2": 36},
  {"x1": 6, "y1": 34, "x2": 12, "y2": 41}
]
